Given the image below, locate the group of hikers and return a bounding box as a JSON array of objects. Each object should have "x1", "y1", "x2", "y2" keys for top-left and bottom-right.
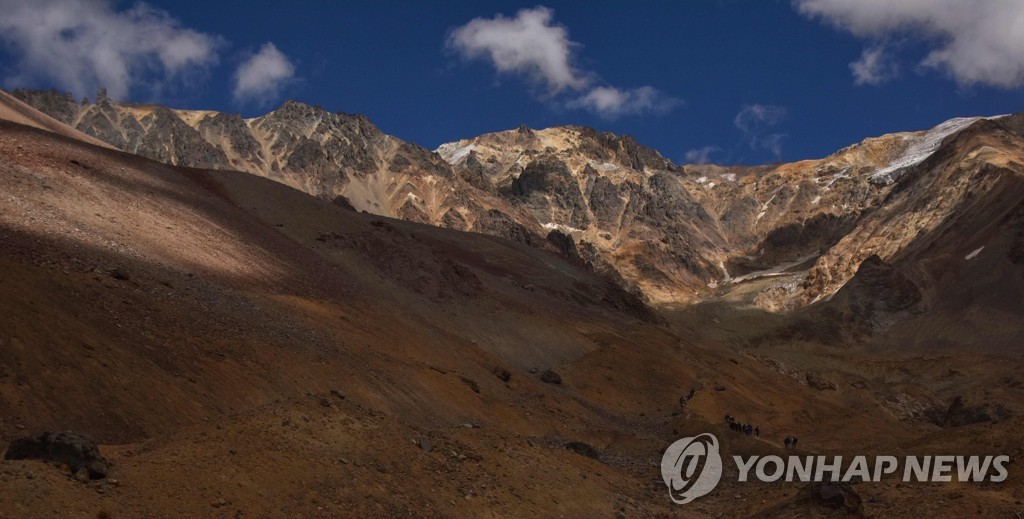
[
  {"x1": 724, "y1": 414, "x2": 800, "y2": 449},
  {"x1": 687, "y1": 394, "x2": 800, "y2": 450},
  {"x1": 724, "y1": 415, "x2": 759, "y2": 438}
]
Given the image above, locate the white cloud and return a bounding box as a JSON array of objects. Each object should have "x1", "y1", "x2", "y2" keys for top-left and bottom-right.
[
  {"x1": 0, "y1": 0, "x2": 221, "y2": 99},
  {"x1": 734, "y1": 104, "x2": 786, "y2": 133},
  {"x1": 684, "y1": 146, "x2": 720, "y2": 165},
  {"x1": 794, "y1": 0, "x2": 1024, "y2": 88},
  {"x1": 233, "y1": 43, "x2": 296, "y2": 105},
  {"x1": 448, "y1": 6, "x2": 680, "y2": 118},
  {"x1": 850, "y1": 45, "x2": 899, "y2": 86},
  {"x1": 568, "y1": 86, "x2": 681, "y2": 119},
  {"x1": 756, "y1": 133, "x2": 786, "y2": 159},
  {"x1": 447, "y1": 6, "x2": 588, "y2": 94},
  {"x1": 735, "y1": 104, "x2": 787, "y2": 159}
]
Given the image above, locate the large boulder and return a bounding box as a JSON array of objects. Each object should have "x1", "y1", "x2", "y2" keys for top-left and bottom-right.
[
  {"x1": 564, "y1": 441, "x2": 600, "y2": 460},
  {"x1": 540, "y1": 369, "x2": 562, "y2": 385},
  {"x1": 802, "y1": 481, "x2": 863, "y2": 512},
  {"x1": 4, "y1": 431, "x2": 110, "y2": 479}
]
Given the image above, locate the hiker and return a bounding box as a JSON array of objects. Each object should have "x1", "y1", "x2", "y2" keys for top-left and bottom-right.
[
  {"x1": 792, "y1": 437, "x2": 798, "y2": 449},
  {"x1": 754, "y1": 426, "x2": 759, "y2": 438},
  {"x1": 784, "y1": 436, "x2": 792, "y2": 448}
]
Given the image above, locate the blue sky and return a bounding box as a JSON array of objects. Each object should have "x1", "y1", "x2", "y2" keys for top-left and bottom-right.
[{"x1": 1, "y1": 1, "x2": 1022, "y2": 165}]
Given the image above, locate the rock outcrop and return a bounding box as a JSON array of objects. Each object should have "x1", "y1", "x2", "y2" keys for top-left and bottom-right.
[{"x1": 4, "y1": 431, "x2": 110, "y2": 479}]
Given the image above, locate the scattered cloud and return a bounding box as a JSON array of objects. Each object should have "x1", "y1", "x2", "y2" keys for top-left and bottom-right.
[
  {"x1": 735, "y1": 104, "x2": 787, "y2": 159},
  {"x1": 734, "y1": 104, "x2": 786, "y2": 133},
  {"x1": 684, "y1": 146, "x2": 721, "y2": 165},
  {"x1": 567, "y1": 86, "x2": 681, "y2": 119},
  {"x1": 233, "y1": 43, "x2": 296, "y2": 105},
  {"x1": 447, "y1": 6, "x2": 588, "y2": 94},
  {"x1": 794, "y1": 0, "x2": 1024, "y2": 88},
  {"x1": 0, "y1": 0, "x2": 222, "y2": 99},
  {"x1": 755, "y1": 133, "x2": 786, "y2": 159},
  {"x1": 448, "y1": 6, "x2": 680, "y2": 118},
  {"x1": 849, "y1": 45, "x2": 899, "y2": 86}
]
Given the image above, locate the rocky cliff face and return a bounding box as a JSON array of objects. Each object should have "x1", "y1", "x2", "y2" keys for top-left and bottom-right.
[
  {"x1": 13, "y1": 89, "x2": 1023, "y2": 310},
  {"x1": 434, "y1": 122, "x2": 916, "y2": 304},
  {"x1": 791, "y1": 115, "x2": 1024, "y2": 307}
]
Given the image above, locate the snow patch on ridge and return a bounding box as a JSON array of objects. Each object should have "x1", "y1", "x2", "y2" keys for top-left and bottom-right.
[
  {"x1": 543, "y1": 222, "x2": 584, "y2": 235},
  {"x1": 868, "y1": 116, "x2": 1005, "y2": 186},
  {"x1": 435, "y1": 142, "x2": 475, "y2": 164}
]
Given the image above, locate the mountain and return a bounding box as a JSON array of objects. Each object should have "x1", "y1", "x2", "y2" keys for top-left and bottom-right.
[
  {"x1": 0, "y1": 98, "x2": 688, "y2": 516},
  {"x1": 16, "y1": 90, "x2": 1021, "y2": 313},
  {"x1": 420, "y1": 113, "x2": 1024, "y2": 318},
  {"x1": 2, "y1": 90, "x2": 1024, "y2": 517}
]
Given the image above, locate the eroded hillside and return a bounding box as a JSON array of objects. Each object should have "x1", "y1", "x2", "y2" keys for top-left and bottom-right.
[{"x1": 1, "y1": 90, "x2": 1023, "y2": 518}]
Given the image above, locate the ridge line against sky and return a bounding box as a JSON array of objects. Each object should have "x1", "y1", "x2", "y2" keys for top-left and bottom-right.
[{"x1": 0, "y1": 0, "x2": 1022, "y2": 166}]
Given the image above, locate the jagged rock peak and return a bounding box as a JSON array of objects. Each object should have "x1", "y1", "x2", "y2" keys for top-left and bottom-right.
[
  {"x1": 268, "y1": 99, "x2": 328, "y2": 119},
  {"x1": 263, "y1": 100, "x2": 377, "y2": 130}
]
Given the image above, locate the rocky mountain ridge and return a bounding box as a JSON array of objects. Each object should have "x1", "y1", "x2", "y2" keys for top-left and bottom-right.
[{"x1": 11, "y1": 88, "x2": 1023, "y2": 311}]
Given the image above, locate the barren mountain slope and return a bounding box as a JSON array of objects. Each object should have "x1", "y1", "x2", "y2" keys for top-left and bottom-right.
[
  {"x1": 0, "y1": 91, "x2": 112, "y2": 149},
  {"x1": 0, "y1": 117, "x2": 691, "y2": 517},
  {"x1": 1, "y1": 98, "x2": 1023, "y2": 516},
  {"x1": 438, "y1": 116, "x2": 1022, "y2": 310},
  {"x1": 8, "y1": 90, "x2": 528, "y2": 226},
  {"x1": 13, "y1": 89, "x2": 1021, "y2": 312}
]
